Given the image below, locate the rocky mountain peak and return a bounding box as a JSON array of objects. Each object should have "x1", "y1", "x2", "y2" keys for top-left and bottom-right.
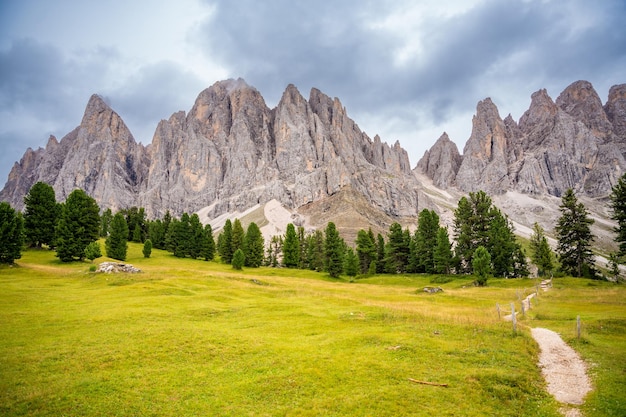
[
  {"x1": 415, "y1": 132, "x2": 461, "y2": 188},
  {"x1": 555, "y1": 80, "x2": 612, "y2": 137},
  {"x1": 605, "y1": 84, "x2": 626, "y2": 138}
]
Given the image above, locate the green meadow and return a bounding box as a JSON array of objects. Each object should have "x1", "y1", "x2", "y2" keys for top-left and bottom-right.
[{"x1": 1, "y1": 244, "x2": 624, "y2": 416}]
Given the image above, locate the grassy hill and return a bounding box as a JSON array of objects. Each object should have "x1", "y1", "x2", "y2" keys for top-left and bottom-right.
[{"x1": 1, "y1": 244, "x2": 624, "y2": 416}]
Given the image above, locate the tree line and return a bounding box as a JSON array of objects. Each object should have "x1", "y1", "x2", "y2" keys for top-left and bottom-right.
[{"x1": 2, "y1": 179, "x2": 626, "y2": 283}]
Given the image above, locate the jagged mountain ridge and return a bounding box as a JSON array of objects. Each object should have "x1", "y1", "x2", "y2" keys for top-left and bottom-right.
[
  {"x1": 0, "y1": 79, "x2": 421, "y2": 228},
  {"x1": 416, "y1": 80, "x2": 626, "y2": 198},
  {"x1": 1, "y1": 79, "x2": 624, "y2": 245}
]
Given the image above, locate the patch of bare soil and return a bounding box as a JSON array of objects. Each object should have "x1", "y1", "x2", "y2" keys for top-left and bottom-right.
[{"x1": 531, "y1": 327, "x2": 592, "y2": 417}]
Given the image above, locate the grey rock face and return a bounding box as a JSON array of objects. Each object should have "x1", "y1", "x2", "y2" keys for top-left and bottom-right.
[
  {"x1": 0, "y1": 95, "x2": 149, "y2": 211},
  {"x1": 414, "y1": 133, "x2": 461, "y2": 188},
  {"x1": 1, "y1": 79, "x2": 420, "y2": 221},
  {"x1": 419, "y1": 80, "x2": 626, "y2": 198}
]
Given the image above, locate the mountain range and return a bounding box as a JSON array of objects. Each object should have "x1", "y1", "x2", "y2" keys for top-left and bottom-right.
[{"x1": 1, "y1": 78, "x2": 624, "y2": 248}]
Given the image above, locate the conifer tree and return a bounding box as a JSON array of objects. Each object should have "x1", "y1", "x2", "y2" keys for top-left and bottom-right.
[
  {"x1": 555, "y1": 189, "x2": 596, "y2": 277},
  {"x1": 283, "y1": 223, "x2": 300, "y2": 268},
  {"x1": 325, "y1": 222, "x2": 344, "y2": 278},
  {"x1": 100, "y1": 208, "x2": 113, "y2": 238},
  {"x1": 23, "y1": 182, "x2": 59, "y2": 248},
  {"x1": 200, "y1": 224, "x2": 215, "y2": 261},
  {"x1": 472, "y1": 246, "x2": 491, "y2": 286},
  {"x1": 231, "y1": 219, "x2": 245, "y2": 256},
  {"x1": 232, "y1": 248, "x2": 245, "y2": 270},
  {"x1": 189, "y1": 214, "x2": 204, "y2": 259},
  {"x1": 610, "y1": 173, "x2": 626, "y2": 258},
  {"x1": 148, "y1": 219, "x2": 166, "y2": 249},
  {"x1": 219, "y1": 219, "x2": 233, "y2": 263},
  {"x1": 344, "y1": 247, "x2": 359, "y2": 278},
  {"x1": 356, "y1": 229, "x2": 376, "y2": 274},
  {"x1": 453, "y1": 191, "x2": 493, "y2": 273},
  {"x1": 244, "y1": 222, "x2": 264, "y2": 267},
  {"x1": 433, "y1": 227, "x2": 453, "y2": 274},
  {"x1": 84, "y1": 241, "x2": 102, "y2": 262},
  {"x1": 529, "y1": 222, "x2": 554, "y2": 276},
  {"x1": 376, "y1": 233, "x2": 386, "y2": 273},
  {"x1": 142, "y1": 239, "x2": 152, "y2": 258},
  {"x1": 173, "y1": 213, "x2": 191, "y2": 258},
  {"x1": 106, "y1": 212, "x2": 129, "y2": 261},
  {"x1": 55, "y1": 189, "x2": 100, "y2": 262},
  {"x1": 385, "y1": 222, "x2": 409, "y2": 273},
  {"x1": 0, "y1": 202, "x2": 24, "y2": 264},
  {"x1": 413, "y1": 209, "x2": 440, "y2": 273},
  {"x1": 306, "y1": 230, "x2": 325, "y2": 271}
]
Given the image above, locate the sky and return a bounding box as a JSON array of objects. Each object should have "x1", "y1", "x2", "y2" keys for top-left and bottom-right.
[{"x1": 1, "y1": 0, "x2": 625, "y2": 185}]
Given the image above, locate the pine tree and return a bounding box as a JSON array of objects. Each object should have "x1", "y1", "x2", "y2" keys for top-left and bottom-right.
[
  {"x1": 188, "y1": 214, "x2": 204, "y2": 259},
  {"x1": 487, "y1": 208, "x2": 519, "y2": 278},
  {"x1": 343, "y1": 247, "x2": 359, "y2": 278},
  {"x1": 200, "y1": 224, "x2": 215, "y2": 261},
  {"x1": 244, "y1": 222, "x2": 264, "y2": 267},
  {"x1": 123, "y1": 207, "x2": 146, "y2": 242},
  {"x1": 0, "y1": 202, "x2": 24, "y2": 264},
  {"x1": 232, "y1": 248, "x2": 245, "y2": 270},
  {"x1": 433, "y1": 227, "x2": 453, "y2": 274},
  {"x1": 385, "y1": 222, "x2": 409, "y2": 273},
  {"x1": 143, "y1": 239, "x2": 152, "y2": 258},
  {"x1": 555, "y1": 189, "x2": 596, "y2": 277},
  {"x1": 283, "y1": 223, "x2": 300, "y2": 268},
  {"x1": 219, "y1": 219, "x2": 233, "y2": 263},
  {"x1": 472, "y1": 246, "x2": 491, "y2": 286},
  {"x1": 307, "y1": 230, "x2": 325, "y2": 271},
  {"x1": 376, "y1": 233, "x2": 386, "y2": 273},
  {"x1": 610, "y1": 173, "x2": 626, "y2": 258},
  {"x1": 55, "y1": 189, "x2": 100, "y2": 262},
  {"x1": 325, "y1": 222, "x2": 344, "y2": 278},
  {"x1": 148, "y1": 219, "x2": 166, "y2": 249},
  {"x1": 355, "y1": 229, "x2": 376, "y2": 274},
  {"x1": 23, "y1": 182, "x2": 60, "y2": 248},
  {"x1": 231, "y1": 219, "x2": 245, "y2": 256},
  {"x1": 174, "y1": 213, "x2": 191, "y2": 258},
  {"x1": 453, "y1": 191, "x2": 493, "y2": 273},
  {"x1": 413, "y1": 209, "x2": 440, "y2": 273},
  {"x1": 106, "y1": 212, "x2": 129, "y2": 261}
]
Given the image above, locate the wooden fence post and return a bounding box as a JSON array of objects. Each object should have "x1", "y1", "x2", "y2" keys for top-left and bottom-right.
[
  {"x1": 510, "y1": 302, "x2": 516, "y2": 333},
  {"x1": 577, "y1": 315, "x2": 581, "y2": 339},
  {"x1": 496, "y1": 303, "x2": 501, "y2": 320}
]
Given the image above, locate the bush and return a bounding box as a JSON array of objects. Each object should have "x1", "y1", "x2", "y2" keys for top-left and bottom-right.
[{"x1": 143, "y1": 239, "x2": 152, "y2": 258}]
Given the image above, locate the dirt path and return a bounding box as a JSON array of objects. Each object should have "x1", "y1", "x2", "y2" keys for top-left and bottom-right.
[{"x1": 531, "y1": 327, "x2": 592, "y2": 416}]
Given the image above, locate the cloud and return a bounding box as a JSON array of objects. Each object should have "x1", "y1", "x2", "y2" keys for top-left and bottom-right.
[
  {"x1": 196, "y1": 0, "x2": 626, "y2": 159},
  {"x1": 106, "y1": 61, "x2": 208, "y2": 142}
]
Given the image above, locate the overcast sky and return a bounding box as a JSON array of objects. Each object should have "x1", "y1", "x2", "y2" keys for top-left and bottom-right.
[{"x1": 1, "y1": 0, "x2": 625, "y2": 186}]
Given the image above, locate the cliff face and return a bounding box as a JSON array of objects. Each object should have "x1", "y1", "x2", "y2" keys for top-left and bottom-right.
[
  {"x1": 0, "y1": 95, "x2": 149, "y2": 211},
  {"x1": 1, "y1": 79, "x2": 419, "y2": 221},
  {"x1": 416, "y1": 80, "x2": 626, "y2": 197}
]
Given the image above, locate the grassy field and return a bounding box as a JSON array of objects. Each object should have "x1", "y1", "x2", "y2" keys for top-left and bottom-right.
[{"x1": 1, "y1": 244, "x2": 624, "y2": 416}]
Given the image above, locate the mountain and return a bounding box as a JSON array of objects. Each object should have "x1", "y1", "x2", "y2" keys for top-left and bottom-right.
[
  {"x1": 416, "y1": 80, "x2": 626, "y2": 198},
  {"x1": 0, "y1": 79, "x2": 423, "y2": 236},
  {"x1": 1, "y1": 79, "x2": 624, "y2": 249}
]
